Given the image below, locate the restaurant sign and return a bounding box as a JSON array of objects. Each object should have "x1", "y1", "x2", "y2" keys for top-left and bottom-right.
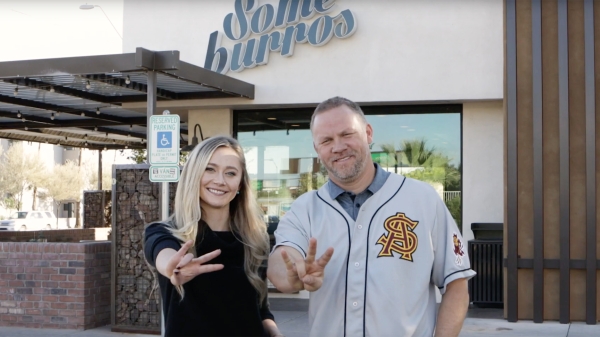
[{"x1": 205, "y1": 0, "x2": 357, "y2": 74}]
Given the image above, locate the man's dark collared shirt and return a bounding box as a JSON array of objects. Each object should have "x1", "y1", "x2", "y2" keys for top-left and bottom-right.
[{"x1": 327, "y1": 163, "x2": 391, "y2": 221}]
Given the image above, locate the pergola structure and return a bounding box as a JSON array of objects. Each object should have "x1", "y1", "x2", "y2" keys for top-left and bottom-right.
[{"x1": 0, "y1": 47, "x2": 254, "y2": 151}]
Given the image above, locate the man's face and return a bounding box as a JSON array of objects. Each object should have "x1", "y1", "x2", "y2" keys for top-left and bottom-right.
[{"x1": 312, "y1": 105, "x2": 373, "y2": 186}]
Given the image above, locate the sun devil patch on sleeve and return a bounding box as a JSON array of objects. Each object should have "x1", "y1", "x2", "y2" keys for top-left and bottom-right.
[{"x1": 452, "y1": 233, "x2": 465, "y2": 266}]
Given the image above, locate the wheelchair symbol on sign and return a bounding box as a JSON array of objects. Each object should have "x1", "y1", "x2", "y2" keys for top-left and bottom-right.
[
  {"x1": 161, "y1": 135, "x2": 170, "y2": 146},
  {"x1": 157, "y1": 131, "x2": 172, "y2": 149}
]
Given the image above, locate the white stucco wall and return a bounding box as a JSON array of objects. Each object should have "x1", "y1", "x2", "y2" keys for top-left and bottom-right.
[
  {"x1": 462, "y1": 101, "x2": 504, "y2": 242},
  {"x1": 188, "y1": 109, "x2": 233, "y2": 141},
  {"x1": 122, "y1": 0, "x2": 503, "y2": 106}
]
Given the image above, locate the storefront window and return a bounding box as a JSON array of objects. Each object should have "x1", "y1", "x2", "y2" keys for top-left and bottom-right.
[{"x1": 235, "y1": 106, "x2": 462, "y2": 233}]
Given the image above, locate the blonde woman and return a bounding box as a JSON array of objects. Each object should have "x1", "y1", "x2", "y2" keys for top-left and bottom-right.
[{"x1": 144, "y1": 136, "x2": 283, "y2": 337}]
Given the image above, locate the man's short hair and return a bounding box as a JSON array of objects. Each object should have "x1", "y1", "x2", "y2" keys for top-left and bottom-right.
[{"x1": 310, "y1": 96, "x2": 368, "y2": 130}]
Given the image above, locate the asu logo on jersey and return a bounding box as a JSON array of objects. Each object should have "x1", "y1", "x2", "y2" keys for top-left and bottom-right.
[{"x1": 376, "y1": 212, "x2": 419, "y2": 262}]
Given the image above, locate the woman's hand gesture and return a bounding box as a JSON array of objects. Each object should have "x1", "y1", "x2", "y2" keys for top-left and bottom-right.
[{"x1": 167, "y1": 240, "x2": 224, "y2": 286}]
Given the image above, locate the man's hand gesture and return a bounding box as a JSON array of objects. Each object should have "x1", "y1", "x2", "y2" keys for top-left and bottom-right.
[{"x1": 280, "y1": 238, "x2": 334, "y2": 292}]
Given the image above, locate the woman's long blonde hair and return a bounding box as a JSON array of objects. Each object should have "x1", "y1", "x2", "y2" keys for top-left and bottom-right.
[{"x1": 166, "y1": 135, "x2": 269, "y2": 300}]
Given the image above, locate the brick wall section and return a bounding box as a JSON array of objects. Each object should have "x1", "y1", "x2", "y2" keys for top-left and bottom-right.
[
  {"x1": 0, "y1": 241, "x2": 111, "y2": 330},
  {"x1": 0, "y1": 229, "x2": 97, "y2": 243}
]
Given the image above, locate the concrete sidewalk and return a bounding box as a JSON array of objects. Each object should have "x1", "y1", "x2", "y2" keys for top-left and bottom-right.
[{"x1": 1, "y1": 300, "x2": 599, "y2": 337}]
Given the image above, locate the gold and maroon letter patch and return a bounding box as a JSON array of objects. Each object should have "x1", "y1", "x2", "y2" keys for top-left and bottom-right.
[{"x1": 376, "y1": 212, "x2": 419, "y2": 261}]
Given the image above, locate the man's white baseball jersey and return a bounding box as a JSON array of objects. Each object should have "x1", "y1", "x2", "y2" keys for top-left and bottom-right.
[{"x1": 274, "y1": 173, "x2": 476, "y2": 337}]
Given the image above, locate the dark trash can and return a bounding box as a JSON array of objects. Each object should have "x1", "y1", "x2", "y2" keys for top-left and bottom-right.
[{"x1": 468, "y1": 223, "x2": 503, "y2": 308}]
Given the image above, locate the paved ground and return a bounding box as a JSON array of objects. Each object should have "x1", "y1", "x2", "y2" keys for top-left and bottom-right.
[{"x1": 1, "y1": 300, "x2": 599, "y2": 337}]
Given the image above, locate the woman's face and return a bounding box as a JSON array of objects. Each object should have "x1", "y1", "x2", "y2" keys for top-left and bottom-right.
[{"x1": 199, "y1": 147, "x2": 243, "y2": 212}]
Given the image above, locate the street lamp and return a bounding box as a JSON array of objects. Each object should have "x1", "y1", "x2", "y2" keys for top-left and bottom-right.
[
  {"x1": 79, "y1": 4, "x2": 123, "y2": 40},
  {"x1": 181, "y1": 124, "x2": 205, "y2": 152}
]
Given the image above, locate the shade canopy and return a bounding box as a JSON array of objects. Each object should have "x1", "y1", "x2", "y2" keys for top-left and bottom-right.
[{"x1": 0, "y1": 48, "x2": 254, "y2": 150}]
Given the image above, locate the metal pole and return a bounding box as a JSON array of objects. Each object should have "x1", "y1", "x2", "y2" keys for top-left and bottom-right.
[
  {"x1": 98, "y1": 149, "x2": 102, "y2": 190},
  {"x1": 146, "y1": 69, "x2": 166, "y2": 336},
  {"x1": 147, "y1": 70, "x2": 169, "y2": 221}
]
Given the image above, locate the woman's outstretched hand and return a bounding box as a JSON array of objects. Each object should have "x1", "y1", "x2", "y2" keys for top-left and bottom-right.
[{"x1": 167, "y1": 240, "x2": 224, "y2": 286}]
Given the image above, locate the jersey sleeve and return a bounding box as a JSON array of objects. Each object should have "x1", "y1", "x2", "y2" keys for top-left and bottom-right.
[
  {"x1": 272, "y1": 207, "x2": 310, "y2": 258},
  {"x1": 430, "y1": 196, "x2": 476, "y2": 294}
]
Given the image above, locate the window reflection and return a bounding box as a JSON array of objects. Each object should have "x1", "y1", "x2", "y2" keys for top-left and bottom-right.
[{"x1": 236, "y1": 108, "x2": 462, "y2": 232}]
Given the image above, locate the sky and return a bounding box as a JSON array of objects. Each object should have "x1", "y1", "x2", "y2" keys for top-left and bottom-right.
[
  {"x1": 0, "y1": 0, "x2": 123, "y2": 62},
  {"x1": 0, "y1": 0, "x2": 132, "y2": 165}
]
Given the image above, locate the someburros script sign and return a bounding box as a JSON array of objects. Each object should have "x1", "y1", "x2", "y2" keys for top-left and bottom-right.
[{"x1": 205, "y1": 0, "x2": 357, "y2": 74}]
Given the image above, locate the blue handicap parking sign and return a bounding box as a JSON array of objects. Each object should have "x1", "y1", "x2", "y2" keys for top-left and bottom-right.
[{"x1": 157, "y1": 131, "x2": 172, "y2": 148}]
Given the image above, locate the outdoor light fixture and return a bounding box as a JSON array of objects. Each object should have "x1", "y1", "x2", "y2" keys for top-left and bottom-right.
[
  {"x1": 94, "y1": 126, "x2": 98, "y2": 131},
  {"x1": 56, "y1": 111, "x2": 60, "y2": 116},
  {"x1": 125, "y1": 75, "x2": 131, "y2": 84},
  {"x1": 103, "y1": 146, "x2": 107, "y2": 151},
  {"x1": 96, "y1": 107, "x2": 100, "y2": 115},
  {"x1": 81, "y1": 112, "x2": 85, "y2": 116},
  {"x1": 51, "y1": 113, "x2": 55, "y2": 120},
  {"x1": 24, "y1": 126, "x2": 28, "y2": 131},
  {"x1": 125, "y1": 145, "x2": 128, "y2": 149},
  {"x1": 86, "y1": 80, "x2": 91, "y2": 90},
  {"x1": 50, "y1": 86, "x2": 55, "y2": 93},
  {"x1": 112, "y1": 139, "x2": 115, "y2": 144},
  {"x1": 84, "y1": 134, "x2": 88, "y2": 140},
  {"x1": 16, "y1": 111, "x2": 21, "y2": 118},
  {"x1": 21, "y1": 118, "x2": 25, "y2": 122},
  {"x1": 13, "y1": 87, "x2": 18, "y2": 96},
  {"x1": 127, "y1": 133, "x2": 130, "y2": 137},
  {"x1": 79, "y1": 4, "x2": 123, "y2": 39},
  {"x1": 129, "y1": 124, "x2": 132, "y2": 130},
  {"x1": 181, "y1": 123, "x2": 205, "y2": 152}
]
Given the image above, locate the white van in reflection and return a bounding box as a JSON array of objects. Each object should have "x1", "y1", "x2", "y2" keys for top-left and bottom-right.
[{"x1": 0, "y1": 211, "x2": 56, "y2": 231}]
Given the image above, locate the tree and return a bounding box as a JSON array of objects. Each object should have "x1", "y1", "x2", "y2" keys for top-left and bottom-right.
[
  {"x1": 377, "y1": 139, "x2": 460, "y2": 189},
  {"x1": 87, "y1": 161, "x2": 114, "y2": 191},
  {"x1": 0, "y1": 142, "x2": 47, "y2": 212},
  {"x1": 42, "y1": 160, "x2": 87, "y2": 229},
  {"x1": 28, "y1": 144, "x2": 51, "y2": 210},
  {"x1": 0, "y1": 142, "x2": 27, "y2": 211},
  {"x1": 127, "y1": 149, "x2": 147, "y2": 164}
]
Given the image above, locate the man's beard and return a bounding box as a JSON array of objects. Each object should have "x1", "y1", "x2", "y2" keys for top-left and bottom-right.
[{"x1": 324, "y1": 153, "x2": 366, "y2": 183}]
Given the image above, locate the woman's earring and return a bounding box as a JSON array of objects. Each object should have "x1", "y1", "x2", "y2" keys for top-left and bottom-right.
[{"x1": 236, "y1": 191, "x2": 240, "y2": 195}]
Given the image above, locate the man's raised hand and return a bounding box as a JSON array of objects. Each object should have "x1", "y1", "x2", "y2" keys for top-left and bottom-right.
[{"x1": 280, "y1": 238, "x2": 334, "y2": 292}]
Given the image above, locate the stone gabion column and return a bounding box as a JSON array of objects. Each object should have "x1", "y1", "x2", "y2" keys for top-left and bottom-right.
[
  {"x1": 83, "y1": 191, "x2": 111, "y2": 228},
  {"x1": 111, "y1": 164, "x2": 178, "y2": 333}
]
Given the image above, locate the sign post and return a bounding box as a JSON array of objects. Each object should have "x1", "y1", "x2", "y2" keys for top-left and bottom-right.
[{"x1": 149, "y1": 113, "x2": 180, "y2": 183}]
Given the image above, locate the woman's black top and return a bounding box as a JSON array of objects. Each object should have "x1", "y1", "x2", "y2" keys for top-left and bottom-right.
[{"x1": 144, "y1": 221, "x2": 274, "y2": 337}]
